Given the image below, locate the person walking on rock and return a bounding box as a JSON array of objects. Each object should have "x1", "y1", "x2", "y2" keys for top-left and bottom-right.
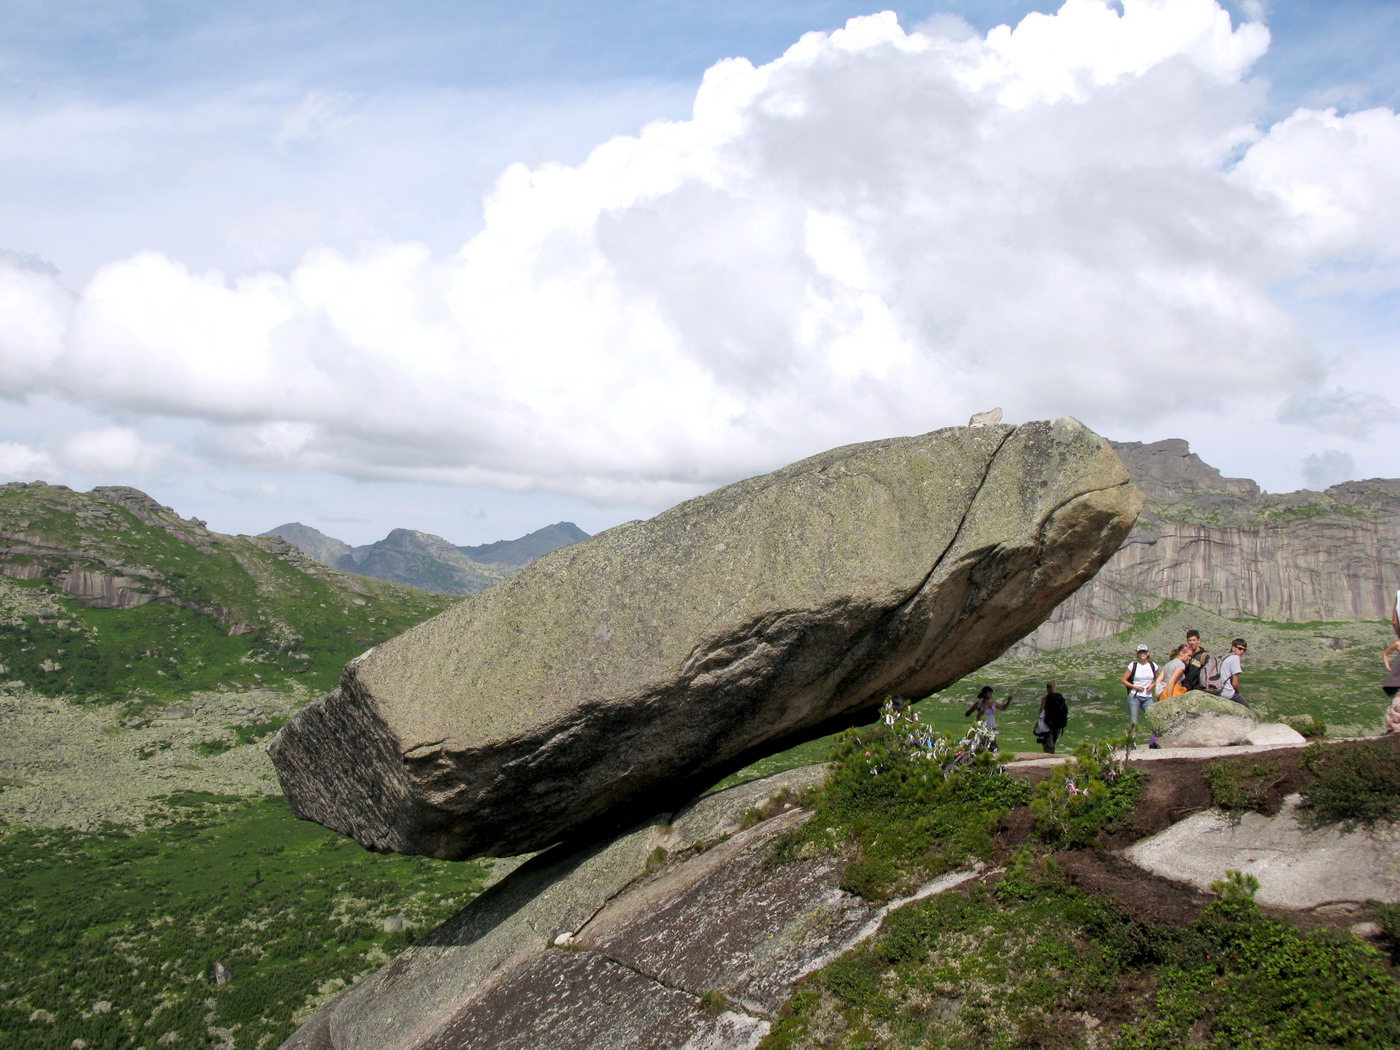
[
  {"x1": 1035, "y1": 681, "x2": 1069, "y2": 754},
  {"x1": 1383, "y1": 585, "x2": 1400, "y2": 734},
  {"x1": 1220, "y1": 638, "x2": 1249, "y2": 707},
  {"x1": 966, "y1": 685, "x2": 1013, "y2": 753}
]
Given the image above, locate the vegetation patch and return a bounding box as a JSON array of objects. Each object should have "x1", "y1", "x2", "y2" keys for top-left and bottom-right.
[
  {"x1": 0, "y1": 795, "x2": 488, "y2": 1049},
  {"x1": 1203, "y1": 758, "x2": 1282, "y2": 814},
  {"x1": 1299, "y1": 737, "x2": 1400, "y2": 824},
  {"x1": 772, "y1": 702, "x2": 1030, "y2": 901},
  {"x1": 1030, "y1": 740, "x2": 1143, "y2": 848},
  {"x1": 760, "y1": 863, "x2": 1400, "y2": 1050}
]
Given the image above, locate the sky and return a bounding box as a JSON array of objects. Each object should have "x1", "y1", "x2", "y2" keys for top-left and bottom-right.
[{"x1": 1, "y1": 0, "x2": 1398, "y2": 547}]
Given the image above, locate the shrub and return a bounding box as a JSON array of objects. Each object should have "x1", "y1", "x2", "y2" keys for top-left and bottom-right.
[
  {"x1": 1031, "y1": 740, "x2": 1143, "y2": 848},
  {"x1": 1299, "y1": 738, "x2": 1400, "y2": 824},
  {"x1": 774, "y1": 700, "x2": 1030, "y2": 900},
  {"x1": 1203, "y1": 759, "x2": 1279, "y2": 813}
]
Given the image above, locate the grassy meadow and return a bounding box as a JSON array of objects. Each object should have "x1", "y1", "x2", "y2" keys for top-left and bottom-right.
[{"x1": 2, "y1": 598, "x2": 1397, "y2": 1048}]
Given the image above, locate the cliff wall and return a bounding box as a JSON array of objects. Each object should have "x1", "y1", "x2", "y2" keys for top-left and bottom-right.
[{"x1": 1015, "y1": 440, "x2": 1400, "y2": 654}]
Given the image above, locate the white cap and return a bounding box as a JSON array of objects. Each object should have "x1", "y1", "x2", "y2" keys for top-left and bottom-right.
[{"x1": 1136, "y1": 643, "x2": 1150, "y2": 652}]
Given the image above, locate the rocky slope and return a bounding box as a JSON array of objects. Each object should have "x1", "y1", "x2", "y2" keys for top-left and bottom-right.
[
  {"x1": 261, "y1": 522, "x2": 590, "y2": 595},
  {"x1": 0, "y1": 482, "x2": 457, "y2": 702},
  {"x1": 1015, "y1": 439, "x2": 1400, "y2": 654},
  {"x1": 282, "y1": 740, "x2": 1400, "y2": 1050}
]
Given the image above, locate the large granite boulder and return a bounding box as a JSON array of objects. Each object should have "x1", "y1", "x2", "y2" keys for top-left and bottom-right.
[
  {"x1": 269, "y1": 419, "x2": 1141, "y2": 859},
  {"x1": 1146, "y1": 691, "x2": 1259, "y2": 747}
]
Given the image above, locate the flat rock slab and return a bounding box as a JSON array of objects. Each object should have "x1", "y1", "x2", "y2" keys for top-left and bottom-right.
[
  {"x1": 1124, "y1": 794, "x2": 1400, "y2": 909},
  {"x1": 1244, "y1": 723, "x2": 1308, "y2": 746},
  {"x1": 270, "y1": 418, "x2": 1139, "y2": 859},
  {"x1": 580, "y1": 807, "x2": 879, "y2": 1016}
]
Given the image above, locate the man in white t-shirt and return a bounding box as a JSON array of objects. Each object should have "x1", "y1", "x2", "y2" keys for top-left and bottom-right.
[{"x1": 1220, "y1": 638, "x2": 1248, "y2": 707}]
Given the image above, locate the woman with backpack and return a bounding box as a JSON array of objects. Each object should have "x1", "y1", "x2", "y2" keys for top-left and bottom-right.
[
  {"x1": 1121, "y1": 644, "x2": 1159, "y2": 746},
  {"x1": 1035, "y1": 681, "x2": 1069, "y2": 754}
]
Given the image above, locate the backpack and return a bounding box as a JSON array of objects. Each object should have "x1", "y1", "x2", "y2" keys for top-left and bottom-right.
[
  {"x1": 1046, "y1": 692, "x2": 1069, "y2": 730},
  {"x1": 1198, "y1": 655, "x2": 1226, "y2": 695}
]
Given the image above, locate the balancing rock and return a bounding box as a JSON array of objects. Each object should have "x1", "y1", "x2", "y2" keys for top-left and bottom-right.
[{"x1": 269, "y1": 419, "x2": 1141, "y2": 859}]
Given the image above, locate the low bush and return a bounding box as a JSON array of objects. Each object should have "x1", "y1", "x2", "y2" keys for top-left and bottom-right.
[
  {"x1": 774, "y1": 701, "x2": 1030, "y2": 900},
  {"x1": 1203, "y1": 759, "x2": 1280, "y2": 814},
  {"x1": 1299, "y1": 738, "x2": 1400, "y2": 824},
  {"x1": 1030, "y1": 740, "x2": 1143, "y2": 848}
]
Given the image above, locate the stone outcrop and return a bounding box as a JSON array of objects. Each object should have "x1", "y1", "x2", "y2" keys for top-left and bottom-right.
[
  {"x1": 281, "y1": 766, "x2": 976, "y2": 1050},
  {"x1": 269, "y1": 419, "x2": 1141, "y2": 860},
  {"x1": 1146, "y1": 691, "x2": 1259, "y2": 747},
  {"x1": 1126, "y1": 793, "x2": 1400, "y2": 909},
  {"x1": 1015, "y1": 439, "x2": 1400, "y2": 654}
]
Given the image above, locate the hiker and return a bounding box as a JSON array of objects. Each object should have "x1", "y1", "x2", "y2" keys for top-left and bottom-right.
[
  {"x1": 1121, "y1": 643, "x2": 1158, "y2": 731},
  {"x1": 1181, "y1": 629, "x2": 1202, "y2": 663},
  {"x1": 1219, "y1": 638, "x2": 1249, "y2": 707},
  {"x1": 1035, "y1": 681, "x2": 1069, "y2": 754},
  {"x1": 1383, "y1": 585, "x2": 1400, "y2": 733},
  {"x1": 965, "y1": 685, "x2": 1013, "y2": 752},
  {"x1": 1157, "y1": 645, "x2": 1189, "y2": 700}
]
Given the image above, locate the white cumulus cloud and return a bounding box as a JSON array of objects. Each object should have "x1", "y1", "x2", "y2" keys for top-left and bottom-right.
[{"x1": 2, "y1": 0, "x2": 1399, "y2": 506}]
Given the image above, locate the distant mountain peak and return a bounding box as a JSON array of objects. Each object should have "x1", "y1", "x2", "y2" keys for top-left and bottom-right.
[{"x1": 459, "y1": 521, "x2": 589, "y2": 566}]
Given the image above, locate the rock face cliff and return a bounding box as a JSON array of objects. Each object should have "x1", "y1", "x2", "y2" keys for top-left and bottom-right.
[
  {"x1": 269, "y1": 419, "x2": 1141, "y2": 860},
  {"x1": 1015, "y1": 439, "x2": 1400, "y2": 654}
]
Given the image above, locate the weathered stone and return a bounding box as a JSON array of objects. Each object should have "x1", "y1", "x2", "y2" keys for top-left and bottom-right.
[
  {"x1": 280, "y1": 766, "x2": 983, "y2": 1050},
  {"x1": 1017, "y1": 439, "x2": 1400, "y2": 654},
  {"x1": 1125, "y1": 794, "x2": 1400, "y2": 909},
  {"x1": 1145, "y1": 692, "x2": 1258, "y2": 747},
  {"x1": 269, "y1": 419, "x2": 1140, "y2": 860},
  {"x1": 1243, "y1": 723, "x2": 1308, "y2": 747}
]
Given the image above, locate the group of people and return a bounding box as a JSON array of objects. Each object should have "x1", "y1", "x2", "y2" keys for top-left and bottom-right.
[
  {"x1": 1121, "y1": 629, "x2": 1248, "y2": 746},
  {"x1": 961, "y1": 589, "x2": 1400, "y2": 754},
  {"x1": 1123, "y1": 630, "x2": 1247, "y2": 709}
]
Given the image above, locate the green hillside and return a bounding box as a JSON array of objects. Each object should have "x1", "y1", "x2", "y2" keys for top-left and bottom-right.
[{"x1": 0, "y1": 482, "x2": 458, "y2": 705}]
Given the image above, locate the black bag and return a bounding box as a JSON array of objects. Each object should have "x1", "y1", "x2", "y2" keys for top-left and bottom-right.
[{"x1": 1045, "y1": 691, "x2": 1069, "y2": 731}]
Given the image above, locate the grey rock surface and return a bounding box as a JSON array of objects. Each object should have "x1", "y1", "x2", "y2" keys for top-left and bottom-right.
[
  {"x1": 1243, "y1": 723, "x2": 1308, "y2": 746},
  {"x1": 1125, "y1": 794, "x2": 1400, "y2": 909},
  {"x1": 282, "y1": 767, "x2": 913, "y2": 1050},
  {"x1": 270, "y1": 419, "x2": 1140, "y2": 860},
  {"x1": 1146, "y1": 691, "x2": 1258, "y2": 747}
]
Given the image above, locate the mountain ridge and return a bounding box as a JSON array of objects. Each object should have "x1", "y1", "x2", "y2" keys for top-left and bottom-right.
[
  {"x1": 0, "y1": 481, "x2": 457, "y2": 703},
  {"x1": 260, "y1": 520, "x2": 591, "y2": 595}
]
